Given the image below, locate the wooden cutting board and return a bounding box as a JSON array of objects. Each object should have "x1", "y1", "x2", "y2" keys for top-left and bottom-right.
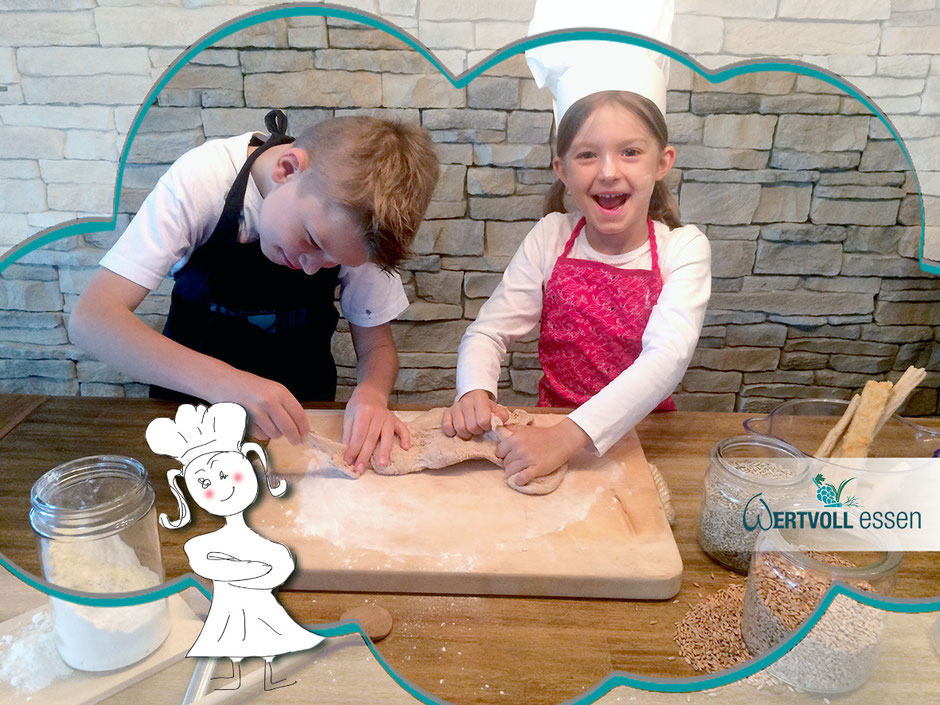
[{"x1": 251, "y1": 410, "x2": 682, "y2": 600}]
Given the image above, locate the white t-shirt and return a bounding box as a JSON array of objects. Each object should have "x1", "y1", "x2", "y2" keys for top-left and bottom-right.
[
  {"x1": 100, "y1": 132, "x2": 409, "y2": 328},
  {"x1": 457, "y1": 211, "x2": 711, "y2": 456}
]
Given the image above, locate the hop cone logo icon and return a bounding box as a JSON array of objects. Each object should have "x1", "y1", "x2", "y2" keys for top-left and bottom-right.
[{"x1": 812, "y1": 473, "x2": 861, "y2": 509}]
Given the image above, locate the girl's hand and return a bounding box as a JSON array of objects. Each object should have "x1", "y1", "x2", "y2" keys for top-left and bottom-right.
[
  {"x1": 210, "y1": 369, "x2": 309, "y2": 444},
  {"x1": 343, "y1": 387, "x2": 410, "y2": 476},
  {"x1": 442, "y1": 389, "x2": 510, "y2": 439},
  {"x1": 496, "y1": 419, "x2": 591, "y2": 487}
]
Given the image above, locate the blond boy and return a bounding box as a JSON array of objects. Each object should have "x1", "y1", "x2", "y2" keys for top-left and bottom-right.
[{"x1": 70, "y1": 110, "x2": 439, "y2": 473}]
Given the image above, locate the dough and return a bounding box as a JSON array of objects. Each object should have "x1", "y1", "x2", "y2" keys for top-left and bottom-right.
[
  {"x1": 507, "y1": 464, "x2": 568, "y2": 495},
  {"x1": 874, "y1": 365, "x2": 926, "y2": 435},
  {"x1": 833, "y1": 380, "x2": 892, "y2": 458},
  {"x1": 304, "y1": 432, "x2": 357, "y2": 479},
  {"x1": 305, "y1": 408, "x2": 570, "y2": 494},
  {"x1": 815, "y1": 394, "x2": 860, "y2": 459}
]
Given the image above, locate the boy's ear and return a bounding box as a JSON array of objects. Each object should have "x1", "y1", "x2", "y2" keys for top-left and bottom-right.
[
  {"x1": 656, "y1": 145, "x2": 676, "y2": 181},
  {"x1": 271, "y1": 147, "x2": 310, "y2": 184}
]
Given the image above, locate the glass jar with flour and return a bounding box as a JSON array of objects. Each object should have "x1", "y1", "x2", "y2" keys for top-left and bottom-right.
[{"x1": 29, "y1": 455, "x2": 170, "y2": 671}]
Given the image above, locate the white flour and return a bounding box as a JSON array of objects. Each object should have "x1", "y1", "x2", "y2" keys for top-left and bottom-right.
[
  {"x1": 41, "y1": 534, "x2": 170, "y2": 671},
  {"x1": 0, "y1": 610, "x2": 73, "y2": 694},
  {"x1": 292, "y1": 459, "x2": 614, "y2": 569}
]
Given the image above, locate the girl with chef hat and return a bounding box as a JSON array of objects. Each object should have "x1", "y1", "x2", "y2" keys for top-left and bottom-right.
[
  {"x1": 146, "y1": 402, "x2": 322, "y2": 691},
  {"x1": 443, "y1": 0, "x2": 711, "y2": 487}
]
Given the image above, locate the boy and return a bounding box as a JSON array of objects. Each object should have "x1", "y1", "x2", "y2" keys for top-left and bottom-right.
[{"x1": 69, "y1": 110, "x2": 439, "y2": 474}]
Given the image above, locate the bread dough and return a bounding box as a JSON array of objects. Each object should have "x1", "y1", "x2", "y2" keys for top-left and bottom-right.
[
  {"x1": 507, "y1": 464, "x2": 568, "y2": 495},
  {"x1": 305, "y1": 408, "x2": 570, "y2": 495}
]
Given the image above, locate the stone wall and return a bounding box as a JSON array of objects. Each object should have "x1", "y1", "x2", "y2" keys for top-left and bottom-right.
[{"x1": 0, "y1": 2, "x2": 938, "y2": 415}]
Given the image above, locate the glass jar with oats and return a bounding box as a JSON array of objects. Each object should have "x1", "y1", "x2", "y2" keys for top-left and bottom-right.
[
  {"x1": 697, "y1": 435, "x2": 809, "y2": 574},
  {"x1": 740, "y1": 509, "x2": 901, "y2": 694}
]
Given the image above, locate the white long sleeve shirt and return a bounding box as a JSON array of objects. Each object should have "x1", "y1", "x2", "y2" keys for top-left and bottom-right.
[{"x1": 457, "y1": 211, "x2": 711, "y2": 455}]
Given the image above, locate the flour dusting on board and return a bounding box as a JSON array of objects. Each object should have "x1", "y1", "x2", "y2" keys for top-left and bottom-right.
[
  {"x1": 0, "y1": 610, "x2": 73, "y2": 694},
  {"x1": 292, "y1": 448, "x2": 619, "y2": 569}
]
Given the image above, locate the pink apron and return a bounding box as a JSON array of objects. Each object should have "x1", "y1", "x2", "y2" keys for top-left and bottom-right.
[{"x1": 537, "y1": 216, "x2": 676, "y2": 411}]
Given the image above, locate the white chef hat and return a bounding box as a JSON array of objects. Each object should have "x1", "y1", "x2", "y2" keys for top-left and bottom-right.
[
  {"x1": 525, "y1": 0, "x2": 674, "y2": 122},
  {"x1": 146, "y1": 402, "x2": 285, "y2": 529},
  {"x1": 146, "y1": 402, "x2": 247, "y2": 467}
]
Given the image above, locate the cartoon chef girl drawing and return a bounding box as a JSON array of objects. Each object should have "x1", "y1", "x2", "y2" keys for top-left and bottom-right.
[{"x1": 146, "y1": 402, "x2": 322, "y2": 691}]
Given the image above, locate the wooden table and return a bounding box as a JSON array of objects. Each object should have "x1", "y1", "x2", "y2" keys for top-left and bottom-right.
[{"x1": 1, "y1": 396, "x2": 938, "y2": 705}]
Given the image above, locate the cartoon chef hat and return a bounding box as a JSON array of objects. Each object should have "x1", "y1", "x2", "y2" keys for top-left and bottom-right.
[
  {"x1": 146, "y1": 402, "x2": 247, "y2": 467},
  {"x1": 525, "y1": 0, "x2": 674, "y2": 122}
]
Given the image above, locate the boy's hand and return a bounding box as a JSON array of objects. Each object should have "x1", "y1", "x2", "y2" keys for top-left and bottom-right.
[
  {"x1": 442, "y1": 389, "x2": 510, "y2": 439},
  {"x1": 343, "y1": 387, "x2": 410, "y2": 476},
  {"x1": 495, "y1": 418, "x2": 590, "y2": 487},
  {"x1": 212, "y1": 370, "x2": 309, "y2": 444}
]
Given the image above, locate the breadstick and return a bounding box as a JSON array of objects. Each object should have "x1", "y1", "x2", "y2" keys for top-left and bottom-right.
[
  {"x1": 815, "y1": 394, "x2": 860, "y2": 459},
  {"x1": 833, "y1": 380, "x2": 893, "y2": 458},
  {"x1": 873, "y1": 366, "x2": 927, "y2": 435}
]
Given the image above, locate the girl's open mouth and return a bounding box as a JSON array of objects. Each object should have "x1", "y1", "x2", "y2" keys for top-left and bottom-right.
[{"x1": 593, "y1": 193, "x2": 628, "y2": 212}]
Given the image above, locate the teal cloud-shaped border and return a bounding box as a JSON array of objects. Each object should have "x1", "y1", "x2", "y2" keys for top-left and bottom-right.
[
  {"x1": 2, "y1": 549, "x2": 939, "y2": 700},
  {"x1": 0, "y1": 2, "x2": 932, "y2": 274},
  {"x1": 1, "y1": 4, "x2": 936, "y2": 701}
]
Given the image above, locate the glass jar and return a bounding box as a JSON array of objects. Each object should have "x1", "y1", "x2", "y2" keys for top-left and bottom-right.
[
  {"x1": 698, "y1": 435, "x2": 809, "y2": 574},
  {"x1": 29, "y1": 455, "x2": 170, "y2": 671},
  {"x1": 743, "y1": 397, "x2": 940, "y2": 464},
  {"x1": 740, "y1": 508, "x2": 901, "y2": 694}
]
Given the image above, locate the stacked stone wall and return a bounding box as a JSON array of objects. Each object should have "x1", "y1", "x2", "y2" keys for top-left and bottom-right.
[{"x1": 0, "y1": 3, "x2": 937, "y2": 415}]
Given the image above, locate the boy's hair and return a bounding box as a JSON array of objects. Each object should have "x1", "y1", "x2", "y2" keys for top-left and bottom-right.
[
  {"x1": 545, "y1": 90, "x2": 682, "y2": 229},
  {"x1": 294, "y1": 116, "x2": 439, "y2": 271}
]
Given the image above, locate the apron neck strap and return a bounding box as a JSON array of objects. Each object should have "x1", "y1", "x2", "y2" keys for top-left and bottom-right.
[
  {"x1": 561, "y1": 217, "x2": 587, "y2": 258},
  {"x1": 646, "y1": 217, "x2": 662, "y2": 277},
  {"x1": 215, "y1": 110, "x2": 294, "y2": 242},
  {"x1": 563, "y1": 216, "x2": 660, "y2": 271}
]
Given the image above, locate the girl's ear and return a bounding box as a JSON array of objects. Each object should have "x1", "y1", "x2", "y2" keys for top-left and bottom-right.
[
  {"x1": 552, "y1": 155, "x2": 568, "y2": 186},
  {"x1": 271, "y1": 147, "x2": 310, "y2": 184},
  {"x1": 656, "y1": 145, "x2": 677, "y2": 181}
]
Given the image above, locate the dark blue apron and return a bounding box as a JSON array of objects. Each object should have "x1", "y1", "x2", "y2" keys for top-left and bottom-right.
[{"x1": 151, "y1": 110, "x2": 340, "y2": 402}]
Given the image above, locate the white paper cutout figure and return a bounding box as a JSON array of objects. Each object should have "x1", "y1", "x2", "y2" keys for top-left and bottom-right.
[{"x1": 146, "y1": 402, "x2": 322, "y2": 691}]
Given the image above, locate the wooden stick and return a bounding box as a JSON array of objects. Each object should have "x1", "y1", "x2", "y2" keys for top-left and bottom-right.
[{"x1": 815, "y1": 394, "x2": 860, "y2": 459}]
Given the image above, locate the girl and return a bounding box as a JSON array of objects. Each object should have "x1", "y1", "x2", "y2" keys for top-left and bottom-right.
[
  {"x1": 443, "y1": 90, "x2": 711, "y2": 489},
  {"x1": 147, "y1": 402, "x2": 322, "y2": 691}
]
